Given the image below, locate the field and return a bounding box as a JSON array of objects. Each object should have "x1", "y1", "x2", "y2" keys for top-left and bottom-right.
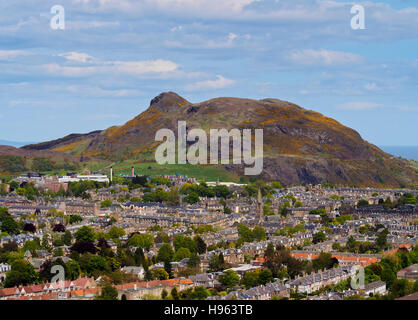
[{"x1": 90, "y1": 160, "x2": 241, "y2": 182}]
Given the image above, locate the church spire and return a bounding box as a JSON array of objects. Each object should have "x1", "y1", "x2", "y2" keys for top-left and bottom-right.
[
  {"x1": 256, "y1": 187, "x2": 263, "y2": 224},
  {"x1": 257, "y1": 188, "x2": 262, "y2": 204}
]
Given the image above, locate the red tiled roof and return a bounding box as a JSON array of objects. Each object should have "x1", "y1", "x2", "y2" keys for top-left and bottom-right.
[
  {"x1": 22, "y1": 284, "x2": 45, "y2": 294},
  {"x1": 0, "y1": 287, "x2": 17, "y2": 297}
]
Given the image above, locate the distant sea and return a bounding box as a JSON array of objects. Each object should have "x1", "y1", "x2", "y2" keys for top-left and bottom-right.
[
  {"x1": 379, "y1": 146, "x2": 418, "y2": 161},
  {"x1": 0, "y1": 140, "x2": 37, "y2": 148}
]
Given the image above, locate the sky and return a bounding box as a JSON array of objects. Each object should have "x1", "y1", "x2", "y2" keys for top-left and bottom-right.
[{"x1": 0, "y1": 0, "x2": 417, "y2": 146}]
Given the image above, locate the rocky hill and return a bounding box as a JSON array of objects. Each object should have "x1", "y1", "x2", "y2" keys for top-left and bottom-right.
[{"x1": 21, "y1": 92, "x2": 418, "y2": 187}]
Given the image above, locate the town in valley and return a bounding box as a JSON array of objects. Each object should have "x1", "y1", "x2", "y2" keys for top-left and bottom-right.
[{"x1": 0, "y1": 167, "x2": 417, "y2": 301}]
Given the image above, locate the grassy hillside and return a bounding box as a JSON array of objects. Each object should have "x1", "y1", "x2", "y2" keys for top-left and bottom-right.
[{"x1": 90, "y1": 160, "x2": 240, "y2": 182}]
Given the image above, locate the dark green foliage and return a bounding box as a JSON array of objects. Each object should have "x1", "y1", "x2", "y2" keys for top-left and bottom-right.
[
  {"x1": 5, "y1": 260, "x2": 38, "y2": 288},
  {"x1": 70, "y1": 241, "x2": 98, "y2": 254},
  {"x1": 74, "y1": 226, "x2": 95, "y2": 243},
  {"x1": 173, "y1": 235, "x2": 197, "y2": 253},
  {"x1": 312, "y1": 231, "x2": 326, "y2": 244},
  {"x1": 183, "y1": 192, "x2": 200, "y2": 204},
  {"x1": 69, "y1": 215, "x2": 83, "y2": 224},
  {"x1": 218, "y1": 270, "x2": 240, "y2": 288},
  {"x1": 96, "y1": 282, "x2": 118, "y2": 300},
  {"x1": 32, "y1": 157, "x2": 55, "y2": 172},
  {"x1": 194, "y1": 236, "x2": 207, "y2": 254},
  {"x1": 0, "y1": 155, "x2": 27, "y2": 172}
]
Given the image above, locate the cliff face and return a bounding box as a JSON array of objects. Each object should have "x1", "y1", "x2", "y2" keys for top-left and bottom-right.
[{"x1": 21, "y1": 92, "x2": 418, "y2": 187}]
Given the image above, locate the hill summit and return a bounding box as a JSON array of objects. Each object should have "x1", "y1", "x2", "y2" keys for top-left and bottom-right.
[{"x1": 22, "y1": 92, "x2": 417, "y2": 187}]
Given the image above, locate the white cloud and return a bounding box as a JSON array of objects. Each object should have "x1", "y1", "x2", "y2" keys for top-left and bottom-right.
[
  {"x1": 0, "y1": 50, "x2": 29, "y2": 60},
  {"x1": 337, "y1": 102, "x2": 382, "y2": 111},
  {"x1": 66, "y1": 85, "x2": 143, "y2": 97},
  {"x1": 396, "y1": 105, "x2": 418, "y2": 112},
  {"x1": 185, "y1": 75, "x2": 235, "y2": 91},
  {"x1": 71, "y1": 0, "x2": 258, "y2": 18},
  {"x1": 43, "y1": 64, "x2": 98, "y2": 77},
  {"x1": 164, "y1": 32, "x2": 241, "y2": 49},
  {"x1": 68, "y1": 20, "x2": 120, "y2": 30},
  {"x1": 59, "y1": 52, "x2": 94, "y2": 63},
  {"x1": 8, "y1": 100, "x2": 47, "y2": 108},
  {"x1": 170, "y1": 25, "x2": 183, "y2": 32},
  {"x1": 113, "y1": 60, "x2": 178, "y2": 75},
  {"x1": 288, "y1": 49, "x2": 364, "y2": 66},
  {"x1": 364, "y1": 82, "x2": 380, "y2": 91},
  {"x1": 44, "y1": 53, "x2": 179, "y2": 77}
]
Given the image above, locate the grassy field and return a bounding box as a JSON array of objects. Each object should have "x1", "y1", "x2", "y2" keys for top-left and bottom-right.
[
  {"x1": 0, "y1": 159, "x2": 241, "y2": 183},
  {"x1": 106, "y1": 161, "x2": 241, "y2": 182}
]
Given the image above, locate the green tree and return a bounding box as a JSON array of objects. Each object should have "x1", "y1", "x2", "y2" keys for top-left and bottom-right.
[
  {"x1": 167, "y1": 188, "x2": 180, "y2": 206},
  {"x1": 128, "y1": 233, "x2": 154, "y2": 250},
  {"x1": 183, "y1": 192, "x2": 200, "y2": 204},
  {"x1": 61, "y1": 230, "x2": 73, "y2": 246},
  {"x1": 69, "y1": 215, "x2": 83, "y2": 224},
  {"x1": 54, "y1": 248, "x2": 64, "y2": 257},
  {"x1": 257, "y1": 269, "x2": 274, "y2": 285},
  {"x1": 173, "y1": 235, "x2": 197, "y2": 253},
  {"x1": 187, "y1": 253, "x2": 201, "y2": 268},
  {"x1": 152, "y1": 268, "x2": 169, "y2": 280},
  {"x1": 0, "y1": 215, "x2": 19, "y2": 235},
  {"x1": 171, "y1": 287, "x2": 180, "y2": 300},
  {"x1": 209, "y1": 253, "x2": 225, "y2": 272},
  {"x1": 194, "y1": 236, "x2": 207, "y2": 254},
  {"x1": 96, "y1": 282, "x2": 118, "y2": 300},
  {"x1": 107, "y1": 226, "x2": 126, "y2": 240},
  {"x1": 381, "y1": 267, "x2": 396, "y2": 288},
  {"x1": 312, "y1": 252, "x2": 338, "y2": 271},
  {"x1": 312, "y1": 231, "x2": 326, "y2": 244},
  {"x1": 66, "y1": 260, "x2": 81, "y2": 280},
  {"x1": 357, "y1": 199, "x2": 369, "y2": 207},
  {"x1": 237, "y1": 223, "x2": 254, "y2": 243},
  {"x1": 253, "y1": 226, "x2": 266, "y2": 241},
  {"x1": 75, "y1": 226, "x2": 95, "y2": 243},
  {"x1": 164, "y1": 261, "x2": 173, "y2": 279},
  {"x1": 241, "y1": 271, "x2": 258, "y2": 289},
  {"x1": 218, "y1": 270, "x2": 240, "y2": 288},
  {"x1": 23, "y1": 239, "x2": 40, "y2": 254},
  {"x1": 157, "y1": 243, "x2": 174, "y2": 263},
  {"x1": 375, "y1": 229, "x2": 389, "y2": 251},
  {"x1": 5, "y1": 260, "x2": 38, "y2": 287},
  {"x1": 190, "y1": 286, "x2": 210, "y2": 300},
  {"x1": 213, "y1": 185, "x2": 232, "y2": 199},
  {"x1": 101, "y1": 200, "x2": 113, "y2": 208},
  {"x1": 265, "y1": 242, "x2": 275, "y2": 260},
  {"x1": 173, "y1": 248, "x2": 191, "y2": 261},
  {"x1": 88, "y1": 255, "x2": 110, "y2": 275}
]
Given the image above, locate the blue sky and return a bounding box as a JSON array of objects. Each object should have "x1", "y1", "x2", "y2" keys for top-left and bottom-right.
[{"x1": 0, "y1": 0, "x2": 417, "y2": 146}]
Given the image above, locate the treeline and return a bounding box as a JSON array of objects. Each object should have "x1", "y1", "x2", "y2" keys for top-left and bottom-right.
[
  {"x1": 357, "y1": 192, "x2": 417, "y2": 209},
  {"x1": 357, "y1": 247, "x2": 418, "y2": 300},
  {"x1": 0, "y1": 155, "x2": 78, "y2": 173}
]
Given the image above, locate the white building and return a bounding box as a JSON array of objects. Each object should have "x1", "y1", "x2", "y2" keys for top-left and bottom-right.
[
  {"x1": 76, "y1": 174, "x2": 109, "y2": 183},
  {"x1": 363, "y1": 280, "x2": 387, "y2": 296},
  {"x1": 58, "y1": 174, "x2": 109, "y2": 183},
  {"x1": 0, "y1": 263, "x2": 11, "y2": 283}
]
